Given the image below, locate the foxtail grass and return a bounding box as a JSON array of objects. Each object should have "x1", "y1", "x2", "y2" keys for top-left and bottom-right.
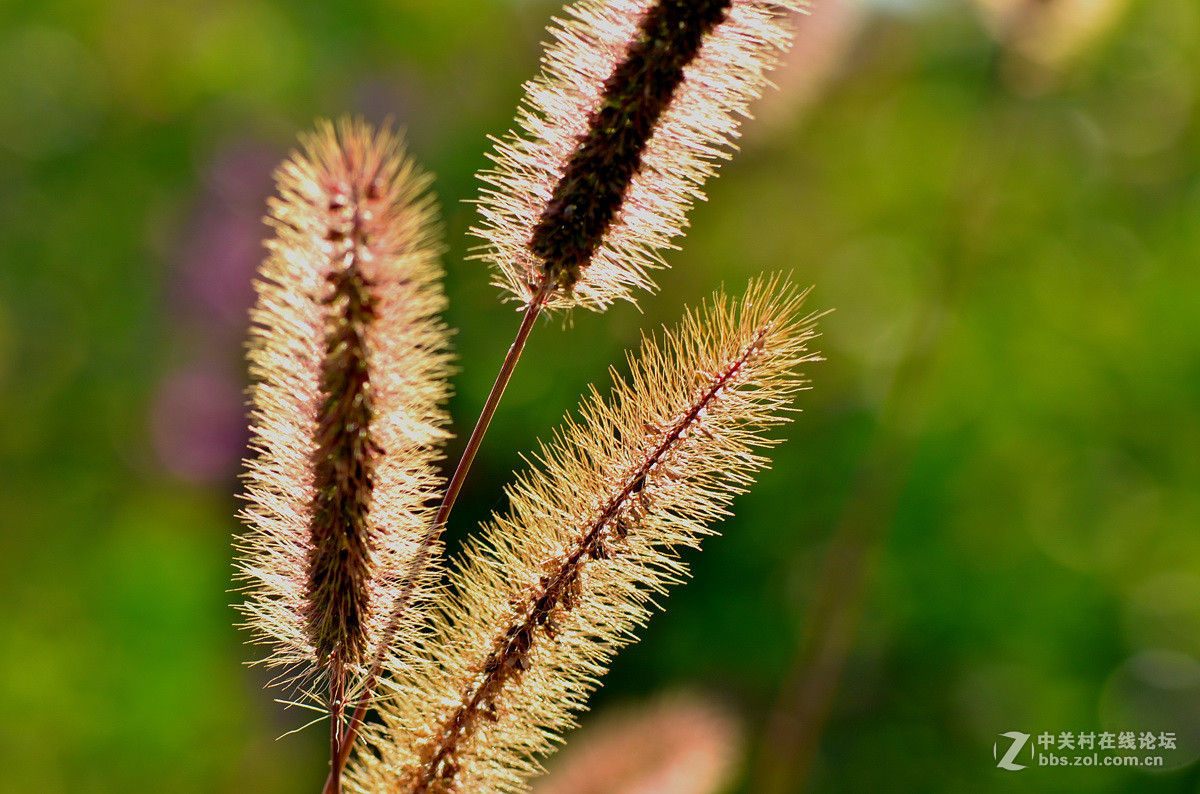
[
  {"x1": 236, "y1": 119, "x2": 452, "y2": 793},
  {"x1": 236, "y1": 3, "x2": 821, "y2": 792},
  {"x1": 347, "y1": 279, "x2": 819, "y2": 794}
]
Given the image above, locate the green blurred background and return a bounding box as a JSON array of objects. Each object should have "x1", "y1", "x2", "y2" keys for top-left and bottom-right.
[{"x1": 1, "y1": 0, "x2": 1198, "y2": 791}]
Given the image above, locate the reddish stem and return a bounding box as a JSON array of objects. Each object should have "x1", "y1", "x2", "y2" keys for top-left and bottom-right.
[{"x1": 327, "y1": 654, "x2": 345, "y2": 794}]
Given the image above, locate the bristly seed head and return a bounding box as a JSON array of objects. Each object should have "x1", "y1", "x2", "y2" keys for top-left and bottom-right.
[
  {"x1": 236, "y1": 118, "x2": 452, "y2": 697},
  {"x1": 349, "y1": 275, "x2": 820, "y2": 794},
  {"x1": 307, "y1": 177, "x2": 382, "y2": 666},
  {"x1": 528, "y1": 0, "x2": 734, "y2": 291},
  {"x1": 474, "y1": 0, "x2": 805, "y2": 312}
]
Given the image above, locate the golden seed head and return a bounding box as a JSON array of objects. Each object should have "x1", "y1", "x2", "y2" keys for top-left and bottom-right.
[
  {"x1": 235, "y1": 118, "x2": 453, "y2": 698},
  {"x1": 473, "y1": 0, "x2": 804, "y2": 313},
  {"x1": 348, "y1": 275, "x2": 820, "y2": 794}
]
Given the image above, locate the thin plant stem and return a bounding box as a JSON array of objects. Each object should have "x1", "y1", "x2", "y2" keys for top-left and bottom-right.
[
  {"x1": 322, "y1": 279, "x2": 555, "y2": 793},
  {"x1": 432, "y1": 279, "x2": 556, "y2": 539},
  {"x1": 329, "y1": 654, "x2": 345, "y2": 794}
]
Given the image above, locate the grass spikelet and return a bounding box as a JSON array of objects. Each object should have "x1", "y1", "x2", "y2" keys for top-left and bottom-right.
[
  {"x1": 235, "y1": 118, "x2": 453, "y2": 702},
  {"x1": 348, "y1": 276, "x2": 819, "y2": 794},
  {"x1": 474, "y1": 0, "x2": 805, "y2": 312},
  {"x1": 533, "y1": 693, "x2": 743, "y2": 794}
]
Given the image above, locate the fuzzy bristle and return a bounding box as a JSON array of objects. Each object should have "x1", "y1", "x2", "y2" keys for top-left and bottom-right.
[
  {"x1": 474, "y1": 0, "x2": 804, "y2": 312},
  {"x1": 236, "y1": 119, "x2": 453, "y2": 694},
  {"x1": 348, "y1": 276, "x2": 819, "y2": 794}
]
